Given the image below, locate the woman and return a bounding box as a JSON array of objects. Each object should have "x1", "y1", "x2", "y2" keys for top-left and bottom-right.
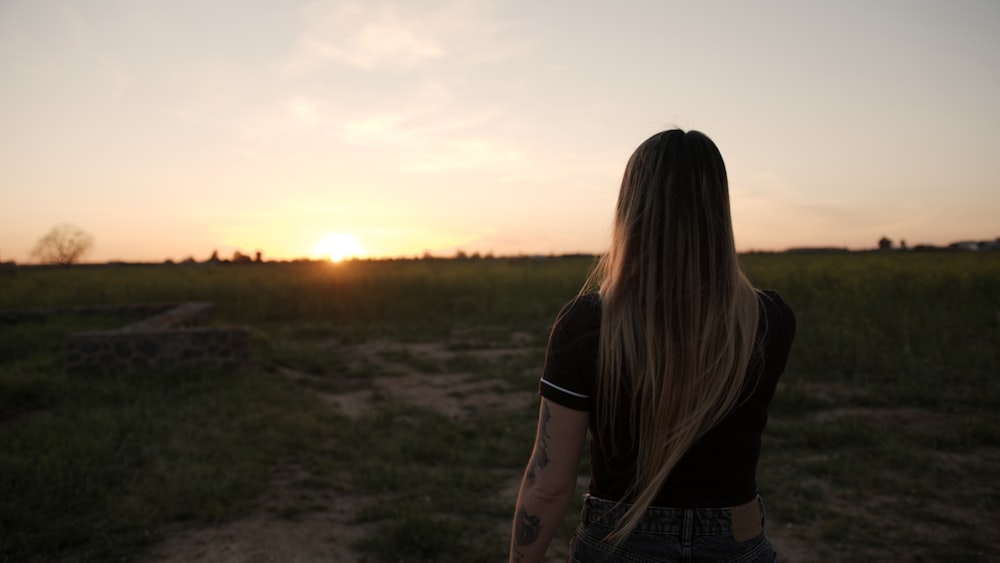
[{"x1": 509, "y1": 129, "x2": 796, "y2": 563}]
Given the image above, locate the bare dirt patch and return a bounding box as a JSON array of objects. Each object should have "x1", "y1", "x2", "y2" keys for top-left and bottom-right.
[
  {"x1": 141, "y1": 333, "x2": 542, "y2": 563},
  {"x1": 142, "y1": 509, "x2": 367, "y2": 563},
  {"x1": 322, "y1": 338, "x2": 540, "y2": 421},
  {"x1": 142, "y1": 465, "x2": 373, "y2": 563}
]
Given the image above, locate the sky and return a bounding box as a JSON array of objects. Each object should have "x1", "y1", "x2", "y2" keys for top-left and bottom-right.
[{"x1": 1, "y1": 0, "x2": 998, "y2": 262}]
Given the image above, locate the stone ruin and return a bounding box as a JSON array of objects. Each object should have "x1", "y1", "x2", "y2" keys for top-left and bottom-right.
[{"x1": 31, "y1": 302, "x2": 252, "y2": 374}]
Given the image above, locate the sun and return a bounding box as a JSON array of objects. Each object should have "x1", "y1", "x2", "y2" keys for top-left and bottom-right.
[{"x1": 313, "y1": 233, "x2": 365, "y2": 262}]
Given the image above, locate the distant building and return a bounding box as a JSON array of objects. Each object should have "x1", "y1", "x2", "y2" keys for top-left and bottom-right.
[
  {"x1": 949, "y1": 241, "x2": 980, "y2": 251},
  {"x1": 978, "y1": 238, "x2": 1000, "y2": 251}
]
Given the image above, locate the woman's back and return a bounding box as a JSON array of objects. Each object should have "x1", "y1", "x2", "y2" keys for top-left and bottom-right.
[
  {"x1": 509, "y1": 129, "x2": 796, "y2": 563},
  {"x1": 540, "y1": 289, "x2": 796, "y2": 508}
]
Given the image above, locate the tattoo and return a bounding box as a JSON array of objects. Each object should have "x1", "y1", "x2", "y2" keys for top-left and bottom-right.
[
  {"x1": 512, "y1": 404, "x2": 550, "y2": 560},
  {"x1": 526, "y1": 403, "x2": 552, "y2": 480},
  {"x1": 514, "y1": 506, "x2": 542, "y2": 548}
]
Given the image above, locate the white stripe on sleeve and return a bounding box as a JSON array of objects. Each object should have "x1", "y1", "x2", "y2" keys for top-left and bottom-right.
[{"x1": 540, "y1": 378, "x2": 589, "y2": 399}]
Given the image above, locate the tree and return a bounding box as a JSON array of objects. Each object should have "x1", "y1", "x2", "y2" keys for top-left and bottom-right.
[{"x1": 31, "y1": 224, "x2": 94, "y2": 265}]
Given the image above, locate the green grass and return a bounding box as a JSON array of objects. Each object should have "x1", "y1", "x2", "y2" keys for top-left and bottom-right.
[
  {"x1": 347, "y1": 399, "x2": 534, "y2": 562},
  {"x1": 0, "y1": 363, "x2": 345, "y2": 560},
  {"x1": 1, "y1": 253, "x2": 999, "y2": 561}
]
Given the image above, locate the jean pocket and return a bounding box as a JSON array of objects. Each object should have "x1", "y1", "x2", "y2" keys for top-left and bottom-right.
[{"x1": 718, "y1": 532, "x2": 775, "y2": 563}]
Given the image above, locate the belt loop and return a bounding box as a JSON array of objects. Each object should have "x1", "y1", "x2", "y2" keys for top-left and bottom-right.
[{"x1": 681, "y1": 508, "x2": 694, "y2": 543}]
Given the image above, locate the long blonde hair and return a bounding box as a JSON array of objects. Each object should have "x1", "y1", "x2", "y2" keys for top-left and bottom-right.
[{"x1": 589, "y1": 129, "x2": 759, "y2": 541}]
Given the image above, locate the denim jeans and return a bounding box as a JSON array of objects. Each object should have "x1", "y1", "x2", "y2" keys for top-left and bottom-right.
[{"x1": 568, "y1": 494, "x2": 776, "y2": 563}]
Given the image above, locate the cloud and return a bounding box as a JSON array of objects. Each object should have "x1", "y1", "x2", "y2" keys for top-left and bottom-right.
[
  {"x1": 404, "y1": 138, "x2": 522, "y2": 174},
  {"x1": 341, "y1": 113, "x2": 409, "y2": 146},
  {"x1": 282, "y1": 2, "x2": 442, "y2": 73},
  {"x1": 285, "y1": 95, "x2": 322, "y2": 125},
  {"x1": 281, "y1": 0, "x2": 523, "y2": 74},
  {"x1": 339, "y1": 107, "x2": 525, "y2": 173},
  {"x1": 220, "y1": 2, "x2": 536, "y2": 176},
  {"x1": 337, "y1": 81, "x2": 524, "y2": 173}
]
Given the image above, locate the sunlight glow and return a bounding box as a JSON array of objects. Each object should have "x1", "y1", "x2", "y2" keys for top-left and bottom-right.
[{"x1": 313, "y1": 233, "x2": 365, "y2": 262}]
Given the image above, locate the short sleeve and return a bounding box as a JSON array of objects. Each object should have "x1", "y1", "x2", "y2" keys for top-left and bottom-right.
[
  {"x1": 758, "y1": 289, "x2": 796, "y2": 376},
  {"x1": 539, "y1": 295, "x2": 601, "y2": 412}
]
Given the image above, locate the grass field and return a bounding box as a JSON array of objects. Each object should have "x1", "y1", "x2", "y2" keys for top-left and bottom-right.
[{"x1": 1, "y1": 252, "x2": 998, "y2": 562}]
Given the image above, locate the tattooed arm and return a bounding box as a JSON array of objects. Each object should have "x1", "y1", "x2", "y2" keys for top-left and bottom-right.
[{"x1": 510, "y1": 399, "x2": 589, "y2": 563}]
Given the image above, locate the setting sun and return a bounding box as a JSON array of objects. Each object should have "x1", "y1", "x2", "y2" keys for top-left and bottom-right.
[{"x1": 313, "y1": 233, "x2": 365, "y2": 262}]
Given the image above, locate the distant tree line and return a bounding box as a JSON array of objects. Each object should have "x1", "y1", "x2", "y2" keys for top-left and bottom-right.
[
  {"x1": 877, "y1": 235, "x2": 1000, "y2": 252},
  {"x1": 12, "y1": 224, "x2": 999, "y2": 267}
]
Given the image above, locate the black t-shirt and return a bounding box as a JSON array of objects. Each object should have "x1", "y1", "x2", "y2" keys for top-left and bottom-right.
[{"x1": 539, "y1": 290, "x2": 796, "y2": 508}]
